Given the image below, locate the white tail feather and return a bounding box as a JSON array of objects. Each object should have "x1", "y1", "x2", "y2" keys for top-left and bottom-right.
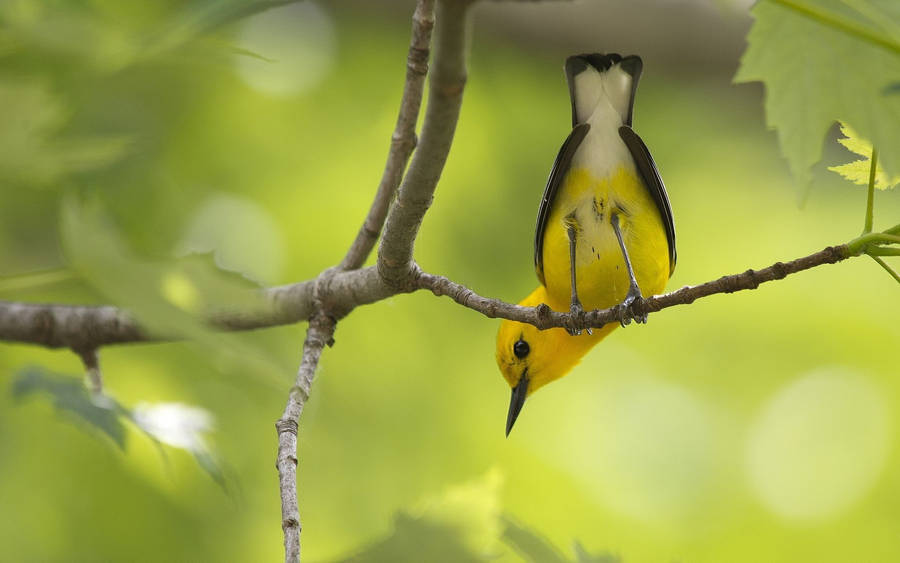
[{"x1": 571, "y1": 60, "x2": 635, "y2": 126}]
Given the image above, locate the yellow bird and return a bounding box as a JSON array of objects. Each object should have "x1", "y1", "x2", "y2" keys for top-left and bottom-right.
[{"x1": 496, "y1": 53, "x2": 676, "y2": 435}]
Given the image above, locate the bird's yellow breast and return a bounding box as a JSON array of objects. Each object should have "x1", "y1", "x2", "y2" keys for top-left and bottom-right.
[{"x1": 541, "y1": 164, "x2": 670, "y2": 312}]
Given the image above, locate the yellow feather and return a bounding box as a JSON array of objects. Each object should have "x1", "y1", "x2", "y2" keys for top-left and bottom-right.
[{"x1": 541, "y1": 165, "x2": 669, "y2": 312}]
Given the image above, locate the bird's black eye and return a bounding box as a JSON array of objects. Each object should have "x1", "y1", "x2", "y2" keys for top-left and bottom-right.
[{"x1": 513, "y1": 339, "x2": 530, "y2": 359}]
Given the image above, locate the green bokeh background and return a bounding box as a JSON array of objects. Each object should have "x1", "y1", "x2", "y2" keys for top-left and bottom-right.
[{"x1": 1, "y1": 1, "x2": 898, "y2": 561}]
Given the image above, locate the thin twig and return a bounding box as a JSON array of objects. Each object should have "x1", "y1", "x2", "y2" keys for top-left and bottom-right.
[
  {"x1": 377, "y1": 0, "x2": 475, "y2": 286},
  {"x1": 75, "y1": 347, "x2": 103, "y2": 395},
  {"x1": 414, "y1": 244, "x2": 851, "y2": 332},
  {"x1": 275, "y1": 313, "x2": 335, "y2": 563},
  {"x1": 340, "y1": 0, "x2": 435, "y2": 270}
]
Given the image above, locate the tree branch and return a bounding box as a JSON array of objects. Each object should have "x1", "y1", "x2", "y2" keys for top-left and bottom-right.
[
  {"x1": 414, "y1": 244, "x2": 852, "y2": 331},
  {"x1": 377, "y1": 0, "x2": 474, "y2": 285},
  {"x1": 0, "y1": 301, "x2": 150, "y2": 349},
  {"x1": 0, "y1": 268, "x2": 384, "y2": 349},
  {"x1": 339, "y1": 0, "x2": 435, "y2": 270},
  {"x1": 275, "y1": 313, "x2": 335, "y2": 563},
  {"x1": 0, "y1": 243, "x2": 859, "y2": 349}
]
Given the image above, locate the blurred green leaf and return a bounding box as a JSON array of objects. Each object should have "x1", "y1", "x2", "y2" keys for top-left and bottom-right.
[
  {"x1": 61, "y1": 196, "x2": 266, "y2": 335},
  {"x1": 11, "y1": 367, "x2": 127, "y2": 449},
  {"x1": 828, "y1": 122, "x2": 900, "y2": 189},
  {"x1": 60, "y1": 196, "x2": 287, "y2": 384},
  {"x1": 735, "y1": 0, "x2": 900, "y2": 186},
  {"x1": 334, "y1": 470, "x2": 504, "y2": 562},
  {"x1": 0, "y1": 0, "x2": 298, "y2": 71},
  {"x1": 193, "y1": 449, "x2": 229, "y2": 492},
  {"x1": 61, "y1": 195, "x2": 211, "y2": 338},
  {"x1": 129, "y1": 401, "x2": 227, "y2": 492},
  {"x1": 335, "y1": 514, "x2": 486, "y2": 563},
  {"x1": 11, "y1": 366, "x2": 231, "y2": 489},
  {"x1": 0, "y1": 80, "x2": 130, "y2": 187},
  {"x1": 144, "y1": 0, "x2": 301, "y2": 58},
  {"x1": 333, "y1": 471, "x2": 618, "y2": 563},
  {"x1": 502, "y1": 517, "x2": 568, "y2": 563},
  {"x1": 0, "y1": 2, "x2": 138, "y2": 70},
  {"x1": 0, "y1": 268, "x2": 74, "y2": 294},
  {"x1": 502, "y1": 517, "x2": 621, "y2": 563},
  {"x1": 573, "y1": 541, "x2": 620, "y2": 563}
]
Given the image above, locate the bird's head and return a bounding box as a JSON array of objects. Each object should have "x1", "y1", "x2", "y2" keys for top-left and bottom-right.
[{"x1": 495, "y1": 287, "x2": 608, "y2": 435}]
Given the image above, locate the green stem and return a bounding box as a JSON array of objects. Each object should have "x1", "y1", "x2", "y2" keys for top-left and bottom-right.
[
  {"x1": 886, "y1": 223, "x2": 900, "y2": 236},
  {"x1": 867, "y1": 247, "x2": 900, "y2": 256},
  {"x1": 770, "y1": 0, "x2": 900, "y2": 55},
  {"x1": 847, "y1": 232, "x2": 900, "y2": 255},
  {"x1": 864, "y1": 148, "x2": 877, "y2": 233},
  {"x1": 875, "y1": 234, "x2": 900, "y2": 244},
  {"x1": 871, "y1": 256, "x2": 900, "y2": 284}
]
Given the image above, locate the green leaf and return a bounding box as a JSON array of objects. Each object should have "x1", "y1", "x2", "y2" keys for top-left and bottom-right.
[
  {"x1": 0, "y1": 80, "x2": 131, "y2": 187},
  {"x1": 193, "y1": 449, "x2": 229, "y2": 492},
  {"x1": 501, "y1": 517, "x2": 568, "y2": 563},
  {"x1": 828, "y1": 122, "x2": 900, "y2": 189},
  {"x1": 501, "y1": 520, "x2": 622, "y2": 563},
  {"x1": 573, "y1": 541, "x2": 620, "y2": 563},
  {"x1": 0, "y1": 1, "x2": 298, "y2": 71},
  {"x1": 334, "y1": 470, "x2": 504, "y2": 562},
  {"x1": 61, "y1": 195, "x2": 209, "y2": 339},
  {"x1": 60, "y1": 196, "x2": 265, "y2": 335},
  {"x1": 834, "y1": 121, "x2": 874, "y2": 157},
  {"x1": 143, "y1": 0, "x2": 302, "y2": 58},
  {"x1": 60, "y1": 196, "x2": 287, "y2": 385},
  {"x1": 128, "y1": 400, "x2": 231, "y2": 493},
  {"x1": 331, "y1": 470, "x2": 622, "y2": 563},
  {"x1": 735, "y1": 0, "x2": 900, "y2": 187},
  {"x1": 0, "y1": 268, "x2": 74, "y2": 294},
  {"x1": 12, "y1": 367, "x2": 127, "y2": 449},
  {"x1": 336, "y1": 514, "x2": 486, "y2": 563},
  {"x1": 12, "y1": 368, "x2": 233, "y2": 490}
]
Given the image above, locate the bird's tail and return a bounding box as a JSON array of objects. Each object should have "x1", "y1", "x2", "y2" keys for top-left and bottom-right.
[{"x1": 564, "y1": 53, "x2": 642, "y2": 127}]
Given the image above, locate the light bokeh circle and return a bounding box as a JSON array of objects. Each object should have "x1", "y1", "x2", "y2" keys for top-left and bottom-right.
[
  {"x1": 235, "y1": 2, "x2": 336, "y2": 96},
  {"x1": 746, "y1": 367, "x2": 891, "y2": 521}
]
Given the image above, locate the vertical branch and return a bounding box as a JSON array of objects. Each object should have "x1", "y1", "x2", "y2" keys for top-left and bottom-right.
[
  {"x1": 339, "y1": 0, "x2": 436, "y2": 270},
  {"x1": 275, "y1": 313, "x2": 336, "y2": 563},
  {"x1": 377, "y1": 0, "x2": 474, "y2": 285}
]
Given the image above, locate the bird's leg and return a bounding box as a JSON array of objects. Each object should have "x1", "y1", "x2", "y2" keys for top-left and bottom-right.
[
  {"x1": 611, "y1": 213, "x2": 646, "y2": 326},
  {"x1": 565, "y1": 217, "x2": 591, "y2": 336}
]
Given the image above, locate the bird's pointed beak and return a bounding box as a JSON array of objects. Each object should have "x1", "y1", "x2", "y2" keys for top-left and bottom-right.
[{"x1": 506, "y1": 371, "x2": 529, "y2": 437}]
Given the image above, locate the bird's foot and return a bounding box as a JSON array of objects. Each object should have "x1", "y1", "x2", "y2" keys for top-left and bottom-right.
[
  {"x1": 615, "y1": 285, "x2": 647, "y2": 327},
  {"x1": 566, "y1": 300, "x2": 592, "y2": 336}
]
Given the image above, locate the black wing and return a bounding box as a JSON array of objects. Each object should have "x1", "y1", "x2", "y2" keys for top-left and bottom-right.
[
  {"x1": 534, "y1": 123, "x2": 590, "y2": 285},
  {"x1": 618, "y1": 125, "x2": 677, "y2": 275}
]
